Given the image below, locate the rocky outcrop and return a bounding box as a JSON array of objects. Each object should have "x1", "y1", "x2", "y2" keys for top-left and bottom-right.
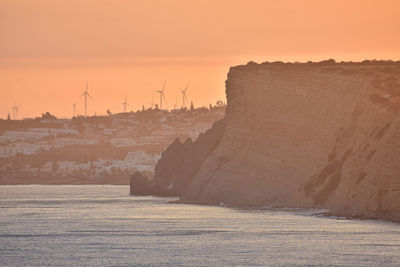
[
  {"x1": 130, "y1": 171, "x2": 154, "y2": 195},
  {"x1": 130, "y1": 118, "x2": 226, "y2": 196},
  {"x1": 176, "y1": 60, "x2": 400, "y2": 222}
]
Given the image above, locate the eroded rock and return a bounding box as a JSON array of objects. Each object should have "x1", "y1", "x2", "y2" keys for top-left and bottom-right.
[
  {"x1": 180, "y1": 60, "x2": 400, "y2": 222},
  {"x1": 132, "y1": 60, "x2": 400, "y2": 222},
  {"x1": 130, "y1": 118, "x2": 226, "y2": 197},
  {"x1": 130, "y1": 171, "x2": 153, "y2": 195}
]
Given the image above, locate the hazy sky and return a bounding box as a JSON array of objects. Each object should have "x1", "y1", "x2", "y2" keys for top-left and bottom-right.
[{"x1": 1, "y1": 0, "x2": 400, "y2": 118}]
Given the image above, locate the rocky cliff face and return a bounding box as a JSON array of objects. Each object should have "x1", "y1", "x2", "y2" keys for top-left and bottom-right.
[
  {"x1": 178, "y1": 60, "x2": 400, "y2": 222},
  {"x1": 152, "y1": 118, "x2": 226, "y2": 196},
  {"x1": 130, "y1": 118, "x2": 226, "y2": 196}
]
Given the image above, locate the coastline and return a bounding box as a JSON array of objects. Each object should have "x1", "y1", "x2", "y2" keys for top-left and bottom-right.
[{"x1": 131, "y1": 60, "x2": 400, "y2": 223}]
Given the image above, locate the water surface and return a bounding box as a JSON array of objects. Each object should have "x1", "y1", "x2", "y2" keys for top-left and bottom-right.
[{"x1": 0, "y1": 185, "x2": 399, "y2": 266}]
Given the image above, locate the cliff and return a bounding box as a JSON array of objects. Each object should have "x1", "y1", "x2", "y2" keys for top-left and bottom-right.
[
  {"x1": 177, "y1": 60, "x2": 400, "y2": 222},
  {"x1": 130, "y1": 118, "x2": 226, "y2": 196}
]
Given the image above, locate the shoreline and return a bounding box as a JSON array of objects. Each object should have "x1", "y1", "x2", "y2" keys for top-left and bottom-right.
[
  {"x1": 173, "y1": 199, "x2": 400, "y2": 224},
  {"x1": 3, "y1": 181, "x2": 399, "y2": 224}
]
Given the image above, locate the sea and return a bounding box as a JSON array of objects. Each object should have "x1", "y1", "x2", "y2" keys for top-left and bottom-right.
[{"x1": 0, "y1": 185, "x2": 399, "y2": 266}]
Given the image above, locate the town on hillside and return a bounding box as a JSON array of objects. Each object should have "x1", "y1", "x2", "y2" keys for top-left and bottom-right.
[{"x1": 0, "y1": 105, "x2": 225, "y2": 185}]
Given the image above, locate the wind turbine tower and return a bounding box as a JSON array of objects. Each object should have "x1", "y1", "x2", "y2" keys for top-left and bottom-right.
[
  {"x1": 12, "y1": 99, "x2": 19, "y2": 120},
  {"x1": 122, "y1": 96, "x2": 130, "y2": 113},
  {"x1": 80, "y1": 81, "x2": 93, "y2": 117},
  {"x1": 155, "y1": 80, "x2": 168, "y2": 109},
  {"x1": 181, "y1": 84, "x2": 189, "y2": 108},
  {"x1": 72, "y1": 103, "x2": 76, "y2": 117}
]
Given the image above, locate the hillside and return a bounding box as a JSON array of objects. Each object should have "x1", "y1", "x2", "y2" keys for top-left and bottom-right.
[{"x1": 0, "y1": 107, "x2": 225, "y2": 184}]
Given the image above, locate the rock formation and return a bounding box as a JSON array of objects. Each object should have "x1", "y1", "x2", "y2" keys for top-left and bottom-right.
[
  {"x1": 133, "y1": 60, "x2": 400, "y2": 222},
  {"x1": 130, "y1": 171, "x2": 154, "y2": 195},
  {"x1": 130, "y1": 118, "x2": 226, "y2": 196}
]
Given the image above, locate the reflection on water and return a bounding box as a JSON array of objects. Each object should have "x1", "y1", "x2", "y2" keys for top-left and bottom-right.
[{"x1": 0, "y1": 185, "x2": 399, "y2": 266}]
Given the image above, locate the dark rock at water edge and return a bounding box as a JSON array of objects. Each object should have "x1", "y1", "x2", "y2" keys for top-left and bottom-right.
[{"x1": 130, "y1": 171, "x2": 154, "y2": 195}]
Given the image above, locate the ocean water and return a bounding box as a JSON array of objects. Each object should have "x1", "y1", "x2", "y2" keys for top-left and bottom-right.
[{"x1": 0, "y1": 185, "x2": 399, "y2": 266}]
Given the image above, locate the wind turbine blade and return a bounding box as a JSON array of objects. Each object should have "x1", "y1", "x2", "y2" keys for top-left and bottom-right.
[
  {"x1": 162, "y1": 80, "x2": 166, "y2": 92},
  {"x1": 185, "y1": 84, "x2": 189, "y2": 91}
]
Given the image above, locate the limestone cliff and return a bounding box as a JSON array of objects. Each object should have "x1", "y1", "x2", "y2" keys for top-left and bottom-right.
[{"x1": 178, "y1": 60, "x2": 400, "y2": 222}]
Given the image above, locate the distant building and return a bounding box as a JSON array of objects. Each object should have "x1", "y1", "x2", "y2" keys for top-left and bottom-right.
[{"x1": 137, "y1": 135, "x2": 164, "y2": 145}]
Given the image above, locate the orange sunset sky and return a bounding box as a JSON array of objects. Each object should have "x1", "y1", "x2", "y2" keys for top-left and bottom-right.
[{"x1": 1, "y1": 0, "x2": 400, "y2": 119}]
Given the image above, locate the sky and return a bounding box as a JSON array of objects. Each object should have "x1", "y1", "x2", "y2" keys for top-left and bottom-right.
[{"x1": 1, "y1": 0, "x2": 400, "y2": 118}]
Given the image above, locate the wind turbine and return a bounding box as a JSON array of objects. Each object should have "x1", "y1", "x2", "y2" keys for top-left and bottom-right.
[
  {"x1": 155, "y1": 80, "x2": 168, "y2": 109},
  {"x1": 181, "y1": 84, "x2": 189, "y2": 108},
  {"x1": 72, "y1": 103, "x2": 77, "y2": 117},
  {"x1": 12, "y1": 99, "x2": 19, "y2": 120},
  {"x1": 80, "y1": 81, "x2": 93, "y2": 117},
  {"x1": 122, "y1": 96, "x2": 130, "y2": 113}
]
